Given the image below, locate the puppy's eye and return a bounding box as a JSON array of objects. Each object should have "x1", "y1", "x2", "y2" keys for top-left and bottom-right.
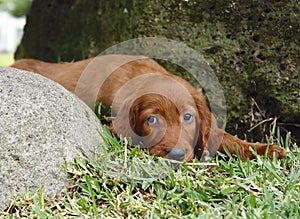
[
  {"x1": 147, "y1": 115, "x2": 158, "y2": 125},
  {"x1": 183, "y1": 113, "x2": 193, "y2": 123}
]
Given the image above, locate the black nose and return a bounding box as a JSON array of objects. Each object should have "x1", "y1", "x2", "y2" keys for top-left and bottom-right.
[{"x1": 166, "y1": 148, "x2": 185, "y2": 161}]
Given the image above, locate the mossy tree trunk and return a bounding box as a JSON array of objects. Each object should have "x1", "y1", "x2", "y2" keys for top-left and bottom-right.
[{"x1": 16, "y1": 0, "x2": 300, "y2": 142}]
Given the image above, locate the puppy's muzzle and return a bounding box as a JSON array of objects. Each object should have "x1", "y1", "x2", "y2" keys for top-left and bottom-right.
[{"x1": 166, "y1": 148, "x2": 185, "y2": 161}]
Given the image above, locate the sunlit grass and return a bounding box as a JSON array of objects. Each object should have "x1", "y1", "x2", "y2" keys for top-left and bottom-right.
[
  {"x1": 0, "y1": 125, "x2": 299, "y2": 218},
  {"x1": 0, "y1": 53, "x2": 14, "y2": 66}
]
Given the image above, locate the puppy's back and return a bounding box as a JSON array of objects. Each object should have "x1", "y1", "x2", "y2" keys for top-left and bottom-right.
[{"x1": 11, "y1": 58, "x2": 93, "y2": 91}]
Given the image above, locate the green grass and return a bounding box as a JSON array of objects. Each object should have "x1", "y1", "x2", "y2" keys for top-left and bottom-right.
[
  {"x1": 0, "y1": 53, "x2": 14, "y2": 66},
  {"x1": 0, "y1": 126, "x2": 299, "y2": 218}
]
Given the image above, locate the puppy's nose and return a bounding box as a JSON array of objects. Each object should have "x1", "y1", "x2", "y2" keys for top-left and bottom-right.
[{"x1": 166, "y1": 148, "x2": 185, "y2": 161}]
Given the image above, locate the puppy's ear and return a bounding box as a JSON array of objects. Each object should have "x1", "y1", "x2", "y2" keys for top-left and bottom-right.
[
  {"x1": 193, "y1": 89, "x2": 224, "y2": 160},
  {"x1": 128, "y1": 99, "x2": 142, "y2": 136},
  {"x1": 192, "y1": 89, "x2": 286, "y2": 160},
  {"x1": 110, "y1": 98, "x2": 140, "y2": 143}
]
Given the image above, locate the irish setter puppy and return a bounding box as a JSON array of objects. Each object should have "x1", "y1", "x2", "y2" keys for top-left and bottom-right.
[{"x1": 11, "y1": 55, "x2": 286, "y2": 162}]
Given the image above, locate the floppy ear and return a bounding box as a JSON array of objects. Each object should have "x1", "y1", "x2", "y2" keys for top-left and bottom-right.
[
  {"x1": 192, "y1": 89, "x2": 285, "y2": 160},
  {"x1": 109, "y1": 98, "x2": 141, "y2": 144},
  {"x1": 192, "y1": 89, "x2": 224, "y2": 160}
]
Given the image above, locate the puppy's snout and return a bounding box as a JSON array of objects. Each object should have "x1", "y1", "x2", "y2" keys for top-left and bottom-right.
[{"x1": 166, "y1": 148, "x2": 185, "y2": 161}]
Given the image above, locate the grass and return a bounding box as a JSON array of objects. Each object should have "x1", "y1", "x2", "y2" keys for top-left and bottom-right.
[
  {"x1": 0, "y1": 53, "x2": 14, "y2": 66},
  {"x1": 0, "y1": 125, "x2": 299, "y2": 218}
]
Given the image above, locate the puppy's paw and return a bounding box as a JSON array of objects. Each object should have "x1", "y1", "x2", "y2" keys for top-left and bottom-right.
[{"x1": 267, "y1": 145, "x2": 286, "y2": 159}]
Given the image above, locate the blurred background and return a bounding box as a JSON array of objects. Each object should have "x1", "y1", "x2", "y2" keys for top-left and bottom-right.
[{"x1": 0, "y1": 0, "x2": 32, "y2": 66}]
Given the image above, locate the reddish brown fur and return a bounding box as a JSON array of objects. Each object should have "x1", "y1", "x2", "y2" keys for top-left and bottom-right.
[{"x1": 11, "y1": 55, "x2": 286, "y2": 162}]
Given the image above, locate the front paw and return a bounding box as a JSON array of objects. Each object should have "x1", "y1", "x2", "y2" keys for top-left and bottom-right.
[{"x1": 267, "y1": 145, "x2": 286, "y2": 159}]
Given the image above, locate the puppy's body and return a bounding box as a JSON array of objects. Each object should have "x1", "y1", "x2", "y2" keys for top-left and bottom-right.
[
  {"x1": 11, "y1": 55, "x2": 286, "y2": 161},
  {"x1": 12, "y1": 58, "x2": 93, "y2": 91}
]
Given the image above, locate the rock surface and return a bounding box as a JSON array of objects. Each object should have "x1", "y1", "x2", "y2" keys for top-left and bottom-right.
[{"x1": 0, "y1": 67, "x2": 103, "y2": 208}]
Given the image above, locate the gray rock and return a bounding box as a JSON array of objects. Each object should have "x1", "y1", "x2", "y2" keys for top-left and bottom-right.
[{"x1": 0, "y1": 67, "x2": 103, "y2": 208}]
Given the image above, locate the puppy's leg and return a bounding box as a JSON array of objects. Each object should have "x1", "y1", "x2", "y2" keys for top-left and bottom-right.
[{"x1": 218, "y1": 132, "x2": 286, "y2": 160}]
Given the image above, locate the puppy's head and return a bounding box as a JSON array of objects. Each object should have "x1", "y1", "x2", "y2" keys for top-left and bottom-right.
[
  {"x1": 108, "y1": 71, "x2": 223, "y2": 162},
  {"x1": 111, "y1": 92, "x2": 200, "y2": 162}
]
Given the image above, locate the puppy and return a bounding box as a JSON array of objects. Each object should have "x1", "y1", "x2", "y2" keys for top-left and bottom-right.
[{"x1": 11, "y1": 55, "x2": 286, "y2": 162}]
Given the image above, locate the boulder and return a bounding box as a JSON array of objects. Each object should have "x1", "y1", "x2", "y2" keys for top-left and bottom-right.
[{"x1": 0, "y1": 67, "x2": 103, "y2": 208}]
